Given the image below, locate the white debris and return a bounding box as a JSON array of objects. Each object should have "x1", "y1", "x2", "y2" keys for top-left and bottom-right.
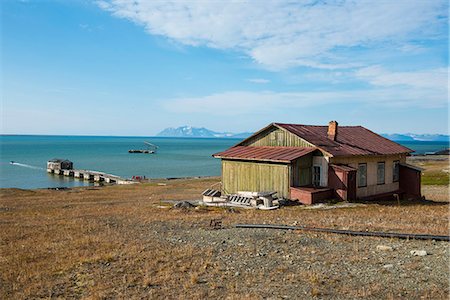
[
  {"x1": 302, "y1": 202, "x2": 367, "y2": 210},
  {"x1": 410, "y1": 250, "x2": 428, "y2": 256},
  {"x1": 376, "y1": 245, "x2": 393, "y2": 251}
]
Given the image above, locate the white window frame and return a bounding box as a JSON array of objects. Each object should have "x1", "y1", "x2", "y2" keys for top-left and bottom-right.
[
  {"x1": 358, "y1": 163, "x2": 367, "y2": 187},
  {"x1": 377, "y1": 162, "x2": 385, "y2": 185}
]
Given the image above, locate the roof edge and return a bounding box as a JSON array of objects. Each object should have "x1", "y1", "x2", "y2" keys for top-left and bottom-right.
[
  {"x1": 212, "y1": 146, "x2": 319, "y2": 163},
  {"x1": 213, "y1": 156, "x2": 292, "y2": 164}
]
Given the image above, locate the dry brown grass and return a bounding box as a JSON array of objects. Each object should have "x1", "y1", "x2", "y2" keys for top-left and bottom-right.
[{"x1": 1, "y1": 159, "x2": 449, "y2": 299}]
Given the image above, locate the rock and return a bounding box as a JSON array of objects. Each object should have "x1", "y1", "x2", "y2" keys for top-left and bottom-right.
[
  {"x1": 173, "y1": 201, "x2": 195, "y2": 209},
  {"x1": 383, "y1": 264, "x2": 394, "y2": 269},
  {"x1": 376, "y1": 245, "x2": 393, "y2": 251},
  {"x1": 410, "y1": 250, "x2": 428, "y2": 256}
]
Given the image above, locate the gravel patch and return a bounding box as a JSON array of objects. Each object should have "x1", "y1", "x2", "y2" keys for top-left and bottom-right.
[{"x1": 160, "y1": 224, "x2": 449, "y2": 299}]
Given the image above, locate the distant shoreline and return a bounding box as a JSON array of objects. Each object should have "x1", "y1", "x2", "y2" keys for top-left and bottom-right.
[
  {"x1": 1, "y1": 133, "x2": 449, "y2": 142},
  {"x1": 0, "y1": 134, "x2": 243, "y2": 139}
]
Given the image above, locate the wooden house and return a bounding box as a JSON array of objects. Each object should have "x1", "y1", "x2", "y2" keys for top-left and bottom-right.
[
  {"x1": 213, "y1": 121, "x2": 421, "y2": 205},
  {"x1": 47, "y1": 159, "x2": 73, "y2": 171}
]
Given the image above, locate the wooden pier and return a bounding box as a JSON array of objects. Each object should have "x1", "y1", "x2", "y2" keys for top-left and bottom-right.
[
  {"x1": 47, "y1": 168, "x2": 134, "y2": 184},
  {"x1": 46, "y1": 159, "x2": 134, "y2": 185}
]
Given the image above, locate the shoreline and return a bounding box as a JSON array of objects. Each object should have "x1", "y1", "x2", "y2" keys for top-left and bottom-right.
[
  {"x1": 1, "y1": 154, "x2": 447, "y2": 191},
  {"x1": 0, "y1": 175, "x2": 221, "y2": 191}
]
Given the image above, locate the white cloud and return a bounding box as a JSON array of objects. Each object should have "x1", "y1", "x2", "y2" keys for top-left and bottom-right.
[
  {"x1": 247, "y1": 78, "x2": 270, "y2": 84},
  {"x1": 162, "y1": 86, "x2": 447, "y2": 116},
  {"x1": 98, "y1": 0, "x2": 446, "y2": 70},
  {"x1": 355, "y1": 66, "x2": 448, "y2": 90}
]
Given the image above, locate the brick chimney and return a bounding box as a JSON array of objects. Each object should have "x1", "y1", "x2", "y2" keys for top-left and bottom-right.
[{"x1": 328, "y1": 121, "x2": 338, "y2": 141}]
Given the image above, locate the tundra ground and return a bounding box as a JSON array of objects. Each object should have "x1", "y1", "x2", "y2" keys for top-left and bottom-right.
[{"x1": 1, "y1": 157, "x2": 448, "y2": 299}]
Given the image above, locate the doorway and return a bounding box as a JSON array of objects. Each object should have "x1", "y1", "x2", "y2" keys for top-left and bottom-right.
[
  {"x1": 312, "y1": 166, "x2": 321, "y2": 187},
  {"x1": 347, "y1": 170, "x2": 357, "y2": 201}
]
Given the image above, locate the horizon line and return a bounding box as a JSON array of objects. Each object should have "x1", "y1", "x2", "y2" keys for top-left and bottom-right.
[{"x1": 1, "y1": 132, "x2": 449, "y2": 138}]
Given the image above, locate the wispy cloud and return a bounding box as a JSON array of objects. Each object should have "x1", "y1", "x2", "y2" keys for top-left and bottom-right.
[
  {"x1": 79, "y1": 23, "x2": 91, "y2": 31},
  {"x1": 247, "y1": 78, "x2": 270, "y2": 84},
  {"x1": 354, "y1": 66, "x2": 447, "y2": 90},
  {"x1": 162, "y1": 86, "x2": 447, "y2": 116},
  {"x1": 97, "y1": 0, "x2": 447, "y2": 70}
]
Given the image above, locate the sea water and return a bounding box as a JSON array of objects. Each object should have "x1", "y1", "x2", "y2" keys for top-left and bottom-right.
[
  {"x1": 0, "y1": 135, "x2": 448, "y2": 189},
  {"x1": 0, "y1": 135, "x2": 239, "y2": 189}
]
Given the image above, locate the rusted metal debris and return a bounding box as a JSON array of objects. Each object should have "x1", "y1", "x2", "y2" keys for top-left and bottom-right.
[
  {"x1": 235, "y1": 224, "x2": 450, "y2": 241},
  {"x1": 209, "y1": 219, "x2": 223, "y2": 230}
]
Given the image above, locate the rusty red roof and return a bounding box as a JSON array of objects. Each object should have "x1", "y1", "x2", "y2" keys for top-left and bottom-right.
[
  {"x1": 213, "y1": 146, "x2": 318, "y2": 163},
  {"x1": 273, "y1": 123, "x2": 413, "y2": 156}
]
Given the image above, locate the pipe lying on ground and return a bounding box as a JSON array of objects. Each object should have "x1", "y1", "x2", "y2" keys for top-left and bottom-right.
[{"x1": 234, "y1": 224, "x2": 450, "y2": 242}]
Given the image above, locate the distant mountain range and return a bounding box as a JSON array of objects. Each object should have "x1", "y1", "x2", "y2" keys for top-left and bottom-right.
[
  {"x1": 381, "y1": 133, "x2": 449, "y2": 142},
  {"x1": 157, "y1": 126, "x2": 449, "y2": 142},
  {"x1": 157, "y1": 126, "x2": 252, "y2": 138}
]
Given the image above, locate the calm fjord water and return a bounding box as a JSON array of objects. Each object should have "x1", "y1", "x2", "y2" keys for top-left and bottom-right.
[
  {"x1": 0, "y1": 135, "x2": 448, "y2": 189},
  {"x1": 0, "y1": 135, "x2": 239, "y2": 189}
]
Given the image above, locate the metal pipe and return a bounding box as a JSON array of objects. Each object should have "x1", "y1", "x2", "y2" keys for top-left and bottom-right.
[{"x1": 234, "y1": 224, "x2": 450, "y2": 241}]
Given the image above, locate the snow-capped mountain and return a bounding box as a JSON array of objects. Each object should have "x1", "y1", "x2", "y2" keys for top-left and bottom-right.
[
  {"x1": 157, "y1": 126, "x2": 448, "y2": 141},
  {"x1": 157, "y1": 126, "x2": 251, "y2": 138}
]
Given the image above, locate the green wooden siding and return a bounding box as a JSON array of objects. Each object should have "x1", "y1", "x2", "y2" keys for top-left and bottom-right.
[
  {"x1": 240, "y1": 127, "x2": 314, "y2": 147},
  {"x1": 291, "y1": 155, "x2": 313, "y2": 186},
  {"x1": 222, "y1": 160, "x2": 290, "y2": 198}
]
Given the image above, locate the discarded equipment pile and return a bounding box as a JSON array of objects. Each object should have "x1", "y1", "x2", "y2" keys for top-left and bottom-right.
[{"x1": 201, "y1": 189, "x2": 280, "y2": 210}]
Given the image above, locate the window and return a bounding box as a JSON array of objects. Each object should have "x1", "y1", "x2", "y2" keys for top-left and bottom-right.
[
  {"x1": 358, "y1": 163, "x2": 367, "y2": 187},
  {"x1": 377, "y1": 162, "x2": 385, "y2": 185},
  {"x1": 393, "y1": 160, "x2": 400, "y2": 182}
]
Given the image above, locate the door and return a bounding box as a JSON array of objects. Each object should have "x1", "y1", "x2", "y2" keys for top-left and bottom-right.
[
  {"x1": 312, "y1": 166, "x2": 321, "y2": 187},
  {"x1": 347, "y1": 170, "x2": 357, "y2": 201}
]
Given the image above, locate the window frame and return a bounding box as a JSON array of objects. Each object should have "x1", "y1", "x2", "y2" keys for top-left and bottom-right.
[
  {"x1": 377, "y1": 161, "x2": 385, "y2": 185},
  {"x1": 357, "y1": 163, "x2": 367, "y2": 188},
  {"x1": 393, "y1": 160, "x2": 400, "y2": 182}
]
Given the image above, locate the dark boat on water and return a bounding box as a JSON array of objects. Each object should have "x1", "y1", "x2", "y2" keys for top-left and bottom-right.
[
  {"x1": 128, "y1": 141, "x2": 158, "y2": 154},
  {"x1": 128, "y1": 149, "x2": 154, "y2": 154}
]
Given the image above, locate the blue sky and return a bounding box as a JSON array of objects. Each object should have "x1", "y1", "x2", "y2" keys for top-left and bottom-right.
[{"x1": 1, "y1": 0, "x2": 448, "y2": 136}]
